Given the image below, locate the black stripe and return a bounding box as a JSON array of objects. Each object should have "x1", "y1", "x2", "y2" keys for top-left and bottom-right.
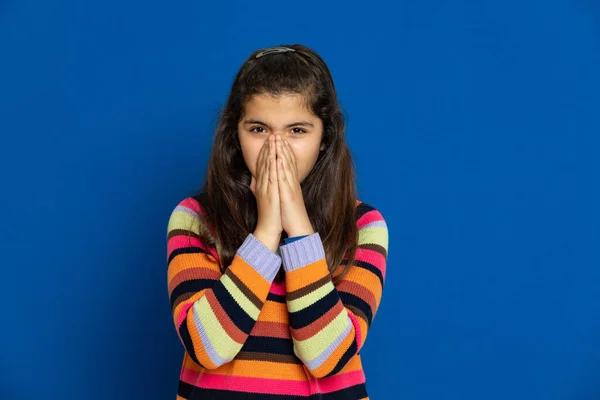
[
  {"x1": 356, "y1": 202, "x2": 376, "y2": 220},
  {"x1": 177, "y1": 380, "x2": 196, "y2": 399},
  {"x1": 339, "y1": 292, "x2": 373, "y2": 327},
  {"x1": 340, "y1": 258, "x2": 384, "y2": 287},
  {"x1": 178, "y1": 319, "x2": 202, "y2": 367},
  {"x1": 266, "y1": 292, "x2": 286, "y2": 303},
  {"x1": 168, "y1": 245, "x2": 210, "y2": 265},
  {"x1": 212, "y1": 280, "x2": 256, "y2": 334},
  {"x1": 184, "y1": 383, "x2": 368, "y2": 400},
  {"x1": 325, "y1": 339, "x2": 358, "y2": 377},
  {"x1": 289, "y1": 289, "x2": 339, "y2": 330},
  {"x1": 170, "y1": 279, "x2": 216, "y2": 309},
  {"x1": 241, "y1": 336, "x2": 294, "y2": 355}
]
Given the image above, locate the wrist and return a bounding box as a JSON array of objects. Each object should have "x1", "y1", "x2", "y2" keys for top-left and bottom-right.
[
  {"x1": 252, "y1": 229, "x2": 281, "y2": 253},
  {"x1": 286, "y1": 227, "x2": 314, "y2": 238}
]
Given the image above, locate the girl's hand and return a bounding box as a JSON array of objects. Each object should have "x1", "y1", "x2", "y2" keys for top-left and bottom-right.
[
  {"x1": 251, "y1": 136, "x2": 283, "y2": 246},
  {"x1": 275, "y1": 135, "x2": 314, "y2": 237}
]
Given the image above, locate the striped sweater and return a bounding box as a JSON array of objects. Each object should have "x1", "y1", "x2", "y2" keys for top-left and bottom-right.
[{"x1": 166, "y1": 196, "x2": 388, "y2": 399}]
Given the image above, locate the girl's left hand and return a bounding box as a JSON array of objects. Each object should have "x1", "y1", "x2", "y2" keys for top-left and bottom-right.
[{"x1": 275, "y1": 135, "x2": 314, "y2": 237}]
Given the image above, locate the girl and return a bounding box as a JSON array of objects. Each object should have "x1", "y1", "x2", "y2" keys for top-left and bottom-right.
[{"x1": 166, "y1": 44, "x2": 388, "y2": 399}]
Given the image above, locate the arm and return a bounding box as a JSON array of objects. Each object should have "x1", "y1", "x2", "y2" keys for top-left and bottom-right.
[
  {"x1": 167, "y1": 197, "x2": 281, "y2": 369},
  {"x1": 279, "y1": 206, "x2": 388, "y2": 378}
]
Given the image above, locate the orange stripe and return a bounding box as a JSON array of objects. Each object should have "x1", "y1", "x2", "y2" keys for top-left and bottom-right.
[
  {"x1": 207, "y1": 359, "x2": 308, "y2": 379},
  {"x1": 182, "y1": 352, "x2": 205, "y2": 372},
  {"x1": 228, "y1": 255, "x2": 271, "y2": 298},
  {"x1": 334, "y1": 354, "x2": 363, "y2": 374},
  {"x1": 168, "y1": 252, "x2": 220, "y2": 282},
  {"x1": 349, "y1": 314, "x2": 369, "y2": 347},
  {"x1": 206, "y1": 356, "x2": 362, "y2": 378},
  {"x1": 256, "y1": 301, "x2": 289, "y2": 323},
  {"x1": 286, "y1": 260, "x2": 330, "y2": 293}
]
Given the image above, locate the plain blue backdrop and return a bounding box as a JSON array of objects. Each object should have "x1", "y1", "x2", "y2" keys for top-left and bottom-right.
[{"x1": 1, "y1": 0, "x2": 599, "y2": 399}]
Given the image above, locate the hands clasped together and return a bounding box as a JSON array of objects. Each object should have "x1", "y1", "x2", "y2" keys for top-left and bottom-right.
[{"x1": 249, "y1": 135, "x2": 314, "y2": 248}]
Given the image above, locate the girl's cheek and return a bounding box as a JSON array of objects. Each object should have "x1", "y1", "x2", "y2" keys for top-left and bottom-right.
[{"x1": 287, "y1": 141, "x2": 299, "y2": 155}]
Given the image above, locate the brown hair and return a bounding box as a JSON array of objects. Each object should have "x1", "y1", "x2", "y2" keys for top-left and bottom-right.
[{"x1": 191, "y1": 44, "x2": 358, "y2": 284}]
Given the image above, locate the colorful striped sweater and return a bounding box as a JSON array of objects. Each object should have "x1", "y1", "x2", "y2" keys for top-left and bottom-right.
[{"x1": 166, "y1": 196, "x2": 388, "y2": 399}]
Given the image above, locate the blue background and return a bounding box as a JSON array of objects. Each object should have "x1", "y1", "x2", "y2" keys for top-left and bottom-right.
[{"x1": 1, "y1": 1, "x2": 599, "y2": 399}]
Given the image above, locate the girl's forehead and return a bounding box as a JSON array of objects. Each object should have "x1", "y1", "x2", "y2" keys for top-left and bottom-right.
[{"x1": 245, "y1": 93, "x2": 311, "y2": 112}]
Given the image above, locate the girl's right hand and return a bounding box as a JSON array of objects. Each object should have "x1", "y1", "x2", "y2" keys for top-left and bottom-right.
[{"x1": 249, "y1": 136, "x2": 283, "y2": 246}]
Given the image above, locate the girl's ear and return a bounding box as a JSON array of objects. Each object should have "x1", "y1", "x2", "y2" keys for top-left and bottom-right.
[{"x1": 320, "y1": 143, "x2": 326, "y2": 151}]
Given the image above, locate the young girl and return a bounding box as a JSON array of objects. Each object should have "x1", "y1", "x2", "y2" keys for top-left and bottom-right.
[{"x1": 166, "y1": 44, "x2": 388, "y2": 400}]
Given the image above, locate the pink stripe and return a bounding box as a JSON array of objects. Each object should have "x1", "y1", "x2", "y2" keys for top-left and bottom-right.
[
  {"x1": 180, "y1": 197, "x2": 202, "y2": 213},
  {"x1": 355, "y1": 248, "x2": 386, "y2": 279},
  {"x1": 181, "y1": 368, "x2": 365, "y2": 395},
  {"x1": 177, "y1": 303, "x2": 193, "y2": 327},
  {"x1": 168, "y1": 234, "x2": 210, "y2": 255},
  {"x1": 207, "y1": 245, "x2": 219, "y2": 263},
  {"x1": 169, "y1": 234, "x2": 211, "y2": 252},
  {"x1": 182, "y1": 365, "x2": 202, "y2": 385},
  {"x1": 357, "y1": 209, "x2": 383, "y2": 228},
  {"x1": 167, "y1": 235, "x2": 220, "y2": 263},
  {"x1": 347, "y1": 312, "x2": 363, "y2": 351},
  {"x1": 182, "y1": 369, "x2": 310, "y2": 396},
  {"x1": 269, "y1": 279, "x2": 286, "y2": 295},
  {"x1": 317, "y1": 369, "x2": 366, "y2": 392}
]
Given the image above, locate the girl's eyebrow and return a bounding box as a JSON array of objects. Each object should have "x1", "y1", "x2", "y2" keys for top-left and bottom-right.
[{"x1": 243, "y1": 119, "x2": 314, "y2": 128}]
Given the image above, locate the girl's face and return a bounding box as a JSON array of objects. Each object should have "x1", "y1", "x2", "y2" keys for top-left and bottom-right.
[{"x1": 237, "y1": 93, "x2": 326, "y2": 184}]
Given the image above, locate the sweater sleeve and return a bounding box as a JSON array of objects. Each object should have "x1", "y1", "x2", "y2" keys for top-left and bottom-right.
[
  {"x1": 167, "y1": 197, "x2": 282, "y2": 369},
  {"x1": 279, "y1": 206, "x2": 388, "y2": 378}
]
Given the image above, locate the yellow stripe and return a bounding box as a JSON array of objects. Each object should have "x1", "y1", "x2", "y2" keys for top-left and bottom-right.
[
  {"x1": 358, "y1": 225, "x2": 388, "y2": 249},
  {"x1": 221, "y1": 273, "x2": 260, "y2": 319},
  {"x1": 194, "y1": 295, "x2": 240, "y2": 360},
  {"x1": 293, "y1": 311, "x2": 351, "y2": 361},
  {"x1": 287, "y1": 281, "x2": 335, "y2": 313},
  {"x1": 168, "y1": 208, "x2": 200, "y2": 233}
]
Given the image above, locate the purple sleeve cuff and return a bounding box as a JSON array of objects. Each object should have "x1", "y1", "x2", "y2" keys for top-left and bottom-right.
[
  {"x1": 236, "y1": 233, "x2": 282, "y2": 282},
  {"x1": 278, "y1": 232, "x2": 326, "y2": 272}
]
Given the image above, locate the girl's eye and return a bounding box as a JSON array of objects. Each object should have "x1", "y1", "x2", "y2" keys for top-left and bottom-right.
[{"x1": 250, "y1": 127, "x2": 306, "y2": 134}]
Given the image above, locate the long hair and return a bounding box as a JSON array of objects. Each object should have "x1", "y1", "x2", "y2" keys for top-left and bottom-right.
[{"x1": 191, "y1": 44, "x2": 358, "y2": 284}]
